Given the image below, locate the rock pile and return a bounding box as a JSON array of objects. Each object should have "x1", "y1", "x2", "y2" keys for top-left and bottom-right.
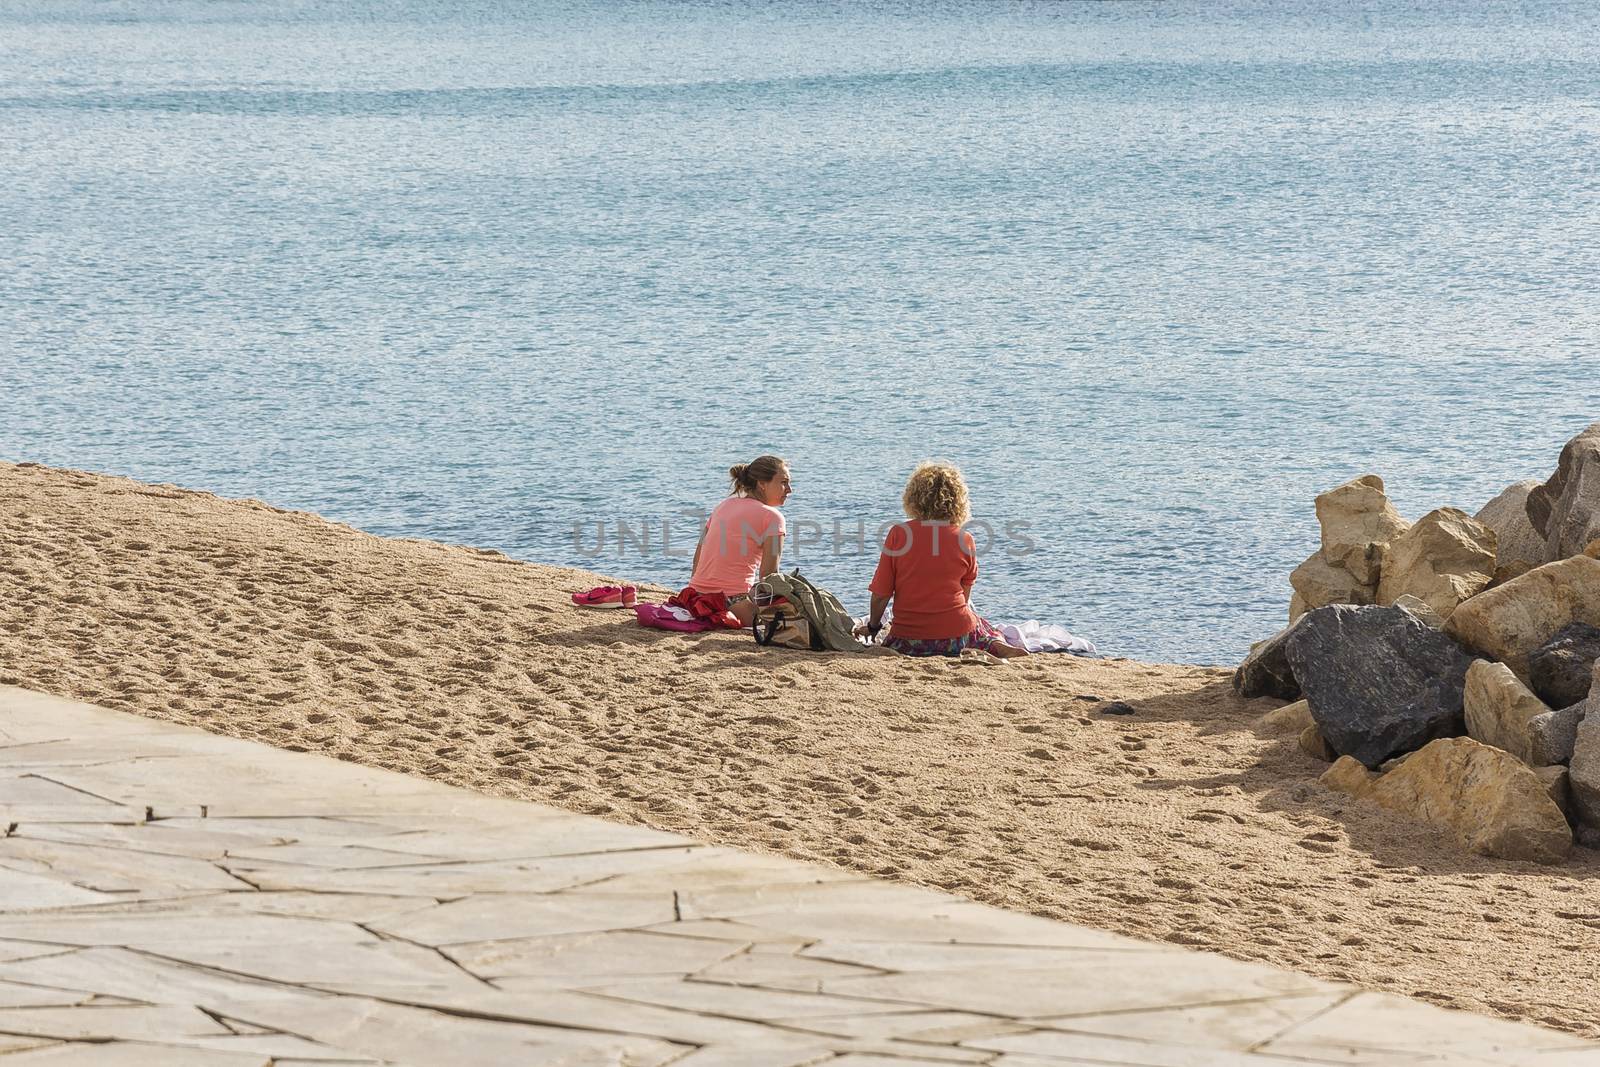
[{"x1": 1240, "y1": 422, "x2": 1600, "y2": 864}]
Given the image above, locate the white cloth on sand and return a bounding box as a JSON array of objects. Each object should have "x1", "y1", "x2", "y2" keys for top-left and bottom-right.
[{"x1": 998, "y1": 620, "x2": 1098, "y2": 657}]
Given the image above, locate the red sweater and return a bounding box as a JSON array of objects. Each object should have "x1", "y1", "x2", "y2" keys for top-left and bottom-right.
[{"x1": 868, "y1": 521, "x2": 978, "y2": 640}]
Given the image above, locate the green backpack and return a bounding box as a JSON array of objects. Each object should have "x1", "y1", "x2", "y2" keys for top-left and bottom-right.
[{"x1": 751, "y1": 570, "x2": 867, "y2": 654}]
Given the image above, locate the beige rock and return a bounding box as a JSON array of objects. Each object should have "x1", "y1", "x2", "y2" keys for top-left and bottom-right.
[
  {"x1": 1527, "y1": 422, "x2": 1600, "y2": 562},
  {"x1": 1527, "y1": 700, "x2": 1586, "y2": 768},
  {"x1": 1316, "y1": 475, "x2": 1409, "y2": 587},
  {"x1": 1290, "y1": 591, "x2": 1308, "y2": 622},
  {"x1": 1289, "y1": 551, "x2": 1373, "y2": 612},
  {"x1": 1475, "y1": 479, "x2": 1549, "y2": 569},
  {"x1": 1489, "y1": 560, "x2": 1536, "y2": 589},
  {"x1": 1463, "y1": 660, "x2": 1551, "y2": 766},
  {"x1": 1444, "y1": 555, "x2": 1600, "y2": 681},
  {"x1": 1376, "y1": 508, "x2": 1498, "y2": 621},
  {"x1": 1536, "y1": 765, "x2": 1573, "y2": 824},
  {"x1": 1379, "y1": 752, "x2": 1416, "y2": 774},
  {"x1": 1320, "y1": 756, "x2": 1377, "y2": 798},
  {"x1": 1352, "y1": 738, "x2": 1570, "y2": 864},
  {"x1": 1299, "y1": 724, "x2": 1336, "y2": 762},
  {"x1": 1390, "y1": 594, "x2": 1445, "y2": 629},
  {"x1": 1587, "y1": 539, "x2": 1600, "y2": 560},
  {"x1": 1258, "y1": 700, "x2": 1313, "y2": 733}
]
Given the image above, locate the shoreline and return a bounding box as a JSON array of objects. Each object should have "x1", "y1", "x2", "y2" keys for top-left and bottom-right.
[{"x1": 5, "y1": 458, "x2": 1600, "y2": 1037}]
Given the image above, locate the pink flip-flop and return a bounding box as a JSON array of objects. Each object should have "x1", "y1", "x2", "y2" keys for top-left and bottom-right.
[{"x1": 571, "y1": 585, "x2": 638, "y2": 609}]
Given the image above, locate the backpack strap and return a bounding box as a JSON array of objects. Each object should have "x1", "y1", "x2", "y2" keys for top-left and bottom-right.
[{"x1": 752, "y1": 603, "x2": 787, "y2": 646}]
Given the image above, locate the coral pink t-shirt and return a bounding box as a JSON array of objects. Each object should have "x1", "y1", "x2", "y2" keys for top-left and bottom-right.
[
  {"x1": 688, "y1": 495, "x2": 786, "y2": 595},
  {"x1": 868, "y1": 521, "x2": 978, "y2": 640}
]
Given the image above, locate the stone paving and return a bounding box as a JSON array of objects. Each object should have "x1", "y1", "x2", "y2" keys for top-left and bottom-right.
[{"x1": 1, "y1": 686, "x2": 1597, "y2": 1066}]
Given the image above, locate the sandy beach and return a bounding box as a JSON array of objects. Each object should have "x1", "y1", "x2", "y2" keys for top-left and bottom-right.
[{"x1": 4, "y1": 459, "x2": 1598, "y2": 1038}]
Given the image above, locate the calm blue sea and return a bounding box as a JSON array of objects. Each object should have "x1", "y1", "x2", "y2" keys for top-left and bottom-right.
[{"x1": 3, "y1": 1, "x2": 1598, "y2": 663}]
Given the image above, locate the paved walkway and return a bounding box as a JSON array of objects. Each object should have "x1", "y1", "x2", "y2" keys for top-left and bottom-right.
[{"x1": 1, "y1": 686, "x2": 1596, "y2": 1066}]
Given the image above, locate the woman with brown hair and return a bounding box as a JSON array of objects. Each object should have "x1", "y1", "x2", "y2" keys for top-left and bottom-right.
[{"x1": 683, "y1": 455, "x2": 791, "y2": 625}]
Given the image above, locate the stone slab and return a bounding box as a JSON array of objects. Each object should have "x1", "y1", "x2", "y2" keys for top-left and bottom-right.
[{"x1": 2, "y1": 684, "x2": 1593, "y2": 1066}]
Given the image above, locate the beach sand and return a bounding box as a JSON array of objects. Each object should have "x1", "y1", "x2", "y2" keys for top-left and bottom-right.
[{"x1": 3, "y1": 459, "x2": 1597, "y2": 1037}]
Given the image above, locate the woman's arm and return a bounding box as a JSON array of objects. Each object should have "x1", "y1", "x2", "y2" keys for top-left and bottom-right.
[
  {"x1": 759, "y1": 533, "x2": 784, "y2": 578},
  {"x1": 857, "y1": 593, "x2": 891, "y2": 638},
  {"x1": 868, "y1": 593, "x2": 890, "y2": 628},
  {"x1": 690, "y1": 526, "x2": 706, "y2": 576}
]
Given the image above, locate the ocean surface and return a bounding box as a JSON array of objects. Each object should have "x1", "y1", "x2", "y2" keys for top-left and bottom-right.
[{"x1": 3, "y1": 1, "x2": 1598, "y2": 664}]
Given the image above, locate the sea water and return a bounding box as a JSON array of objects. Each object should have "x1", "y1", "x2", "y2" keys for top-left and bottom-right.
[{"x1": 3, "y1": 0, "x2": 1598, "y2": 663}]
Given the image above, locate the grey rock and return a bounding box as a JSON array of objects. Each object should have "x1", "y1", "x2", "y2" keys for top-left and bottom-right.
[
  {"x1": 1528, "y1": 701, "x2": 1588, "y2": 767},
  {"x1": 1286, "y1": 604, "x2": 1477, "y2": 769},
  {"x1": 1476, "y1": 479, "x2": 1550, "y2": 568},
  {"x1": 1232, "y1": 616, "x2": 1308, "y2": 701},
  {"x1": 1535, "y1": 765, "x2": 1574, "y2": 824},
  {"x1": 1565, "y1": 662, "x2": 1600, "y2": 821},
  {"x1": 1528, "y1": 622, "x2": 1600, "y2": 709},
  {"x1": 1569, "y1": 713, "x2": 1600, "y2": 824},
  {"x1": 1527, "y1": 421, "x2": 1600, "y2": 561}
]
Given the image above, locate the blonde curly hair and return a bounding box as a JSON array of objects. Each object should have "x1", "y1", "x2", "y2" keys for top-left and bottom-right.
[{"x1": 901, "y1": 461, "x2": 970, "y2": 526}]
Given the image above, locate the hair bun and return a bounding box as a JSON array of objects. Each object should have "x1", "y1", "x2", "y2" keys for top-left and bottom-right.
[{"x1": 729, "y1": 464, "x2": 747, "y2": 481}]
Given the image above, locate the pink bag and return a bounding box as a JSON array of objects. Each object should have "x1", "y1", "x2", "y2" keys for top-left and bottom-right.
[{"x1": 634, "y1": 603, "x2": 714, "y2": 633}]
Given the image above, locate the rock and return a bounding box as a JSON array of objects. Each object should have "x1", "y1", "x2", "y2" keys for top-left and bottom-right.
[
  {"x1": 1232, "y1": 616, "x2": 1308, "y2": 701},
  {"x1": 1258, "y1": 700, "x2": 1313, "y2": 733},
  {"x1": 1576, "y1": 823, "x2": 1600, "y2": 850},
  {"x1": 1444, "y1": 555, "x2": 1600, "y2": 681},
  {"x1": 1568, "y1": 717, "x2": 1600, "y2": 825},
  {"x1": 1290, "y1": 550, "x2": 1374, "y2": 612},
  {"x1": 1488, "y1": 560, "x2": 1536, "y2": 589},
  {"x1": 1290, "y1": 591, "x2": 1308, "y2": 622},
  {"x1": 1316, "y1": 475, "x2": 1408, "y2": 586},
  {"x1": 1527, "y1": 701, "x2": 1587, "y2": 767},
  {"x1": 1353, "y1": 738, "x2": 1570, "y2": 864},
  {"x1": 1375, "y1": 507, "x2": 1497, "y2": 621},
  {"x1": 1321, "y1": 756, "x2": 1377, "y2": 798},
  {"x1": 1565, "y1": 664, "x2": 1600, "y2": 823},
  {"x1": 1536, "y1": 765, "x2": 1573, "y2": 823},
  {"x1": 1527, "y1": 422, "x2": 1600, "y2": 561},
  {"x1": 1379, "y1": 751, "x2": 1417, "y2": 774},
  {"x1": 1588, "y1": 539, "x2": 1600, "y2": 560},
  {"x1": 1299, "y1": 724, "x2": 1336, "y2": 762},
  {"x1": 1463, "y1": 660, "x2": 1550, "y2": 766},
  {"x1": 1527, "y1": 622, "x2": 1600, "y2": 709},
  {"x1": 1286, "y1": 604, "x2": 1477, "y2": 769},
  {"x1": 1390, "y1": 594, "x2": 1444, "y2": 629},
  {"x1": 1475, "y1": 479, "x2": 1549, "y2": 568}
]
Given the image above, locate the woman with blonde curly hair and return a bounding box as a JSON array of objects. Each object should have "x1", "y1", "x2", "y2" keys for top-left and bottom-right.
[{"x1": 858, "y1": 462, "x2": 1026, "y2": 659}]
